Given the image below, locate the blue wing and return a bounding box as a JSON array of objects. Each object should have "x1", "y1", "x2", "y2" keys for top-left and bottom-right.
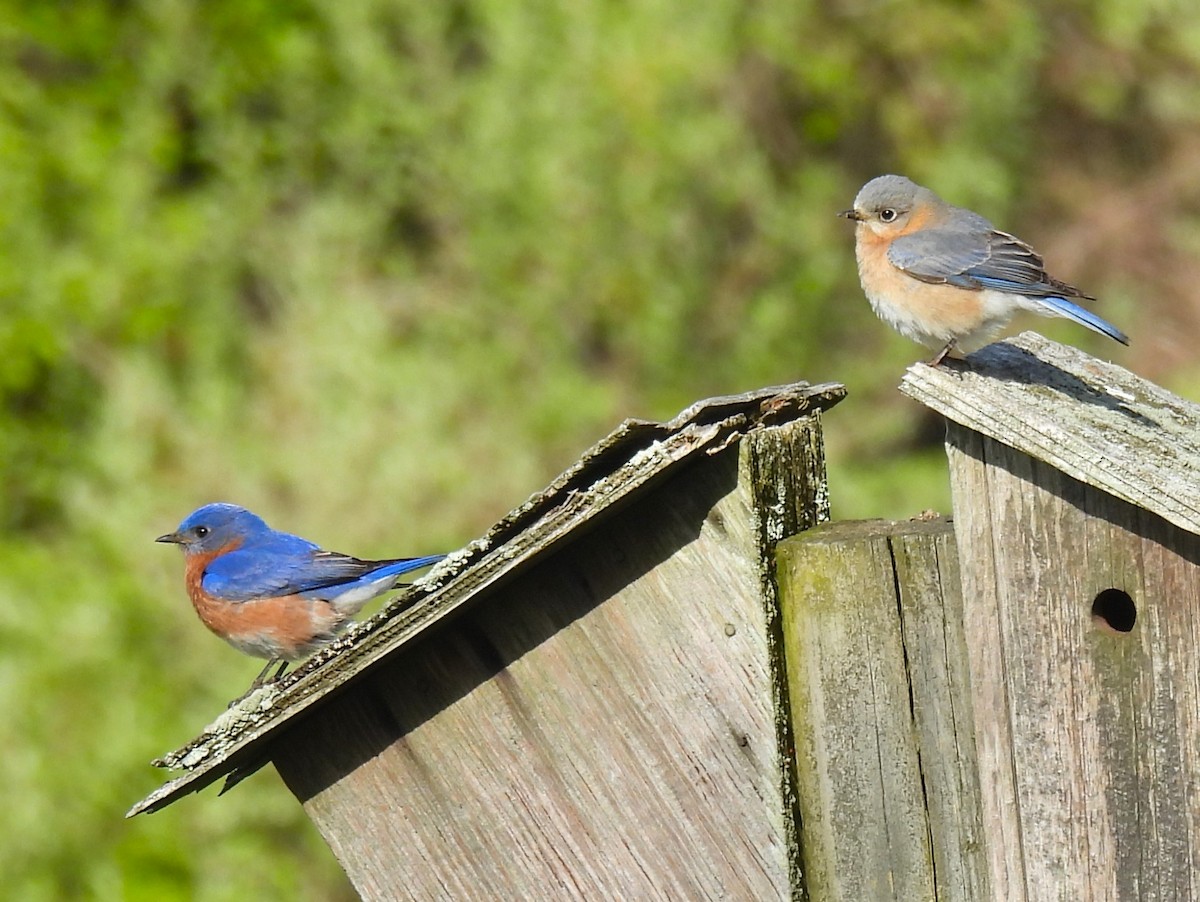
[{"x1": 203, "y1": 530, "x2": 445, "y2": 601}]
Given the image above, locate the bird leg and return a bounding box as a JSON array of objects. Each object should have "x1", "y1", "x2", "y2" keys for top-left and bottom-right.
[
  {"x1": 249, "y1": 659, "x2": 276, "y2": 689},
  {"x1": 226, "y1": 659, "x2": 292, "y2": 707},
  {"x1": 249, "y1": 658, "x2": 289, "y2": 690},
  {"x1": 225, "y1": 660, "x2": 290, "y2": 707},
  {"x1": 928, "y1": 339, "x2": 957, "y2": 367}
]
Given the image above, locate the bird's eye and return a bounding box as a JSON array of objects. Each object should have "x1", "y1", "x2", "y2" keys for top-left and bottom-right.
[
  {"x1": 879, "y1": 208, "x2": 898, "y2": 223},
  {"x1": 194, "y1": 526, "x2": 210, "y2": 538}
]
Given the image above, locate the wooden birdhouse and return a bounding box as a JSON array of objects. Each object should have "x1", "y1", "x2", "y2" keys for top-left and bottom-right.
[
  {"x1": 130, "y1": 332, "x2": 1199, "y2": 901},
  {"x1": 898, "y1": 331, "x2": 1200, "y2": 900}
]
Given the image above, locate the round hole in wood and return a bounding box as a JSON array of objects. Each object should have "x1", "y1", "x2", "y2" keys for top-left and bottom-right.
[{"x1": 1092, "y1": 588, "x2": 1136, "y2": 633}]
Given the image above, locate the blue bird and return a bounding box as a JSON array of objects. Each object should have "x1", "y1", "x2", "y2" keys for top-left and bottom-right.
[{"x1": 157, "y1": 503, "x2": 446, "y2": 688}]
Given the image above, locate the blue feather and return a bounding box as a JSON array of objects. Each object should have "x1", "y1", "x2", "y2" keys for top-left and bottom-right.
[{"x1": 1036, "y1": 296, "x2": 1129, "y2": 345}]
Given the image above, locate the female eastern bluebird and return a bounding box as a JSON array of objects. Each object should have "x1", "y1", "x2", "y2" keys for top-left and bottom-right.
[
  {"x1": 840, "y1": 174, "x2": 1129, "y2": 365},
  {"x1": 157, "y1": 503, "x2": 446, "y2": 689}
]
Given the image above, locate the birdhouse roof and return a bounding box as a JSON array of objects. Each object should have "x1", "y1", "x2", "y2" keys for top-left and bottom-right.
[
  {"x1": 901, "y1": 331, "x2": 1200, "y2": 536},
  {"x1": 128, "y1": 379, "x2": 846, "y2": 816}
]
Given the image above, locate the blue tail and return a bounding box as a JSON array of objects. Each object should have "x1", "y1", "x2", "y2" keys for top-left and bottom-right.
[
  {"x1": 314, "y1": 553, "x2": 448, "y2": 613},
  {"x1": 372, "y1": 554, "x2": 448, "y2": 580},
  {"x1": 1038, "y1": 296, "x2": 1129, "y2": 345}
]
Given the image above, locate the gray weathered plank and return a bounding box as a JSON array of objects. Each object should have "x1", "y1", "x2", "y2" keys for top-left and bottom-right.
[
  {"x1": 890, "y1": 526, "x2": 990, "y2": 901},
  {"x1": 899, "y1": 331, "x2": 1200, "y2": 536},
  {"x1": 742, "y1": 409, "x2": 834, "y2": 888},
  {"x1": 777, "y1": 518, "x2": 988, "y2": 901},
  {"x1": 946, "y1": 424, "x2": 1200, "y2": 900}
]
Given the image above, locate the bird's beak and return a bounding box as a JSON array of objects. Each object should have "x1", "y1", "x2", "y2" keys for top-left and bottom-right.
[
  {"x1": 838, "y1": 208, "x2": 865, "y2": 222},
  {"x1": 155, "y1": 531, "x2": 183, "y2": 544}
]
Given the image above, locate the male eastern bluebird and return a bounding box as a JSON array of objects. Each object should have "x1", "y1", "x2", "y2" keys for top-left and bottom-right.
[
  {"x1": 840, "y1": 174, "x2": 1129, "y2": 365},
  {"x1": 157, "y1": 503, "x2": 446, "y2": 689}
]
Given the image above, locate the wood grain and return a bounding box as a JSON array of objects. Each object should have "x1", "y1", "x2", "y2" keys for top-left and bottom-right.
[
  {"x1": 269, "y1": 416, "x2": 830, "y2": 900},
  {"x1": 946, "y1": 424, "x2": 1200, "y2": 900},
  {"x1": 890, "y1": 525, "x2": 990, "y2": 901},
  {"x1": 900, "y1": 331, "x2": 1200, "y2": 536},
  {"x1": 777, "y1": 518, "x2": 989, "y2": 901}
]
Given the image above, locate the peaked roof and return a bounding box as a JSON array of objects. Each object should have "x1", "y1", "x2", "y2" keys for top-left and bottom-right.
[
  {"x1": 901, "y1": 331, "x2": 1200, "y2": 535},
  {"x1": 128, "y1": 380, "x2": 846, "y2": 817}
]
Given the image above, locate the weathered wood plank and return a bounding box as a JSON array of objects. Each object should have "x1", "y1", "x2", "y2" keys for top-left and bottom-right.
[
  {"x1": 900, "y1": 331, "x2": 1200, "y2": 536},
  {"x1": 742, "y1": 407, "x2": 834, "y2": 891},
  {"x1": 269, "y1": 416, "x2": 830, "y2": 901},
  {"x1": 941, "y1": 428, "x2": 1026, "y2": 900},
  {"x1": 780, "y1": 522, "x2": 933, "y2": 901},
  {"x1": 946, "y1": 424, "x2": 1200, "y2": 900},
  {"x1": 890, "y1": 526, "x2": 990, "y2": 901},
  {"x1": 777, "y1": 518, "x2": 988, "y2": 901}
]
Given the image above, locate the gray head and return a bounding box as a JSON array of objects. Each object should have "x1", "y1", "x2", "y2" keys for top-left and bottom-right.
[
  {"x1": 838, "y1": 174, "x2": 944, "y2": 233},
  {"x1": 155, "y1": 502, "x2": 271, "y2": 555}
]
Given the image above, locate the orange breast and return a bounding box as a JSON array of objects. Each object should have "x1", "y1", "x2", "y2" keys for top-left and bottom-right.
[
  {"x1": 183, "y1": 542, "x2": 343, "y2": 660},
  {"x1": 854, "y1": 223, "x2": 1003, "y2": 350}
]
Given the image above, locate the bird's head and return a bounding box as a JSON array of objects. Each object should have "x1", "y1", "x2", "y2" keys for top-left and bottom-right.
[
  {"x1": 839, "y1": 174, "x2": 939, "y2": 238},
  {"x1": 156, "y1": 503, "x2": 268, "y2": 554}
]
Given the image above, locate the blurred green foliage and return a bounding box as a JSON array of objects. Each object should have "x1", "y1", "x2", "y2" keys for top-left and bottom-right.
[{"x1": 1, "y1": 0, "x2": 1195, "y2": 896}]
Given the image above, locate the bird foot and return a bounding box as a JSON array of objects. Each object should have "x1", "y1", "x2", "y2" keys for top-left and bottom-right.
[{"x1": 224, "y1": 660, "x2": 291, "y2": 707}]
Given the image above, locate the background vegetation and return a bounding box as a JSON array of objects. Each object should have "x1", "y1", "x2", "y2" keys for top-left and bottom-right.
[{"x1": 2, "y1": 0, "x2": 1195, "y2": 896}]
